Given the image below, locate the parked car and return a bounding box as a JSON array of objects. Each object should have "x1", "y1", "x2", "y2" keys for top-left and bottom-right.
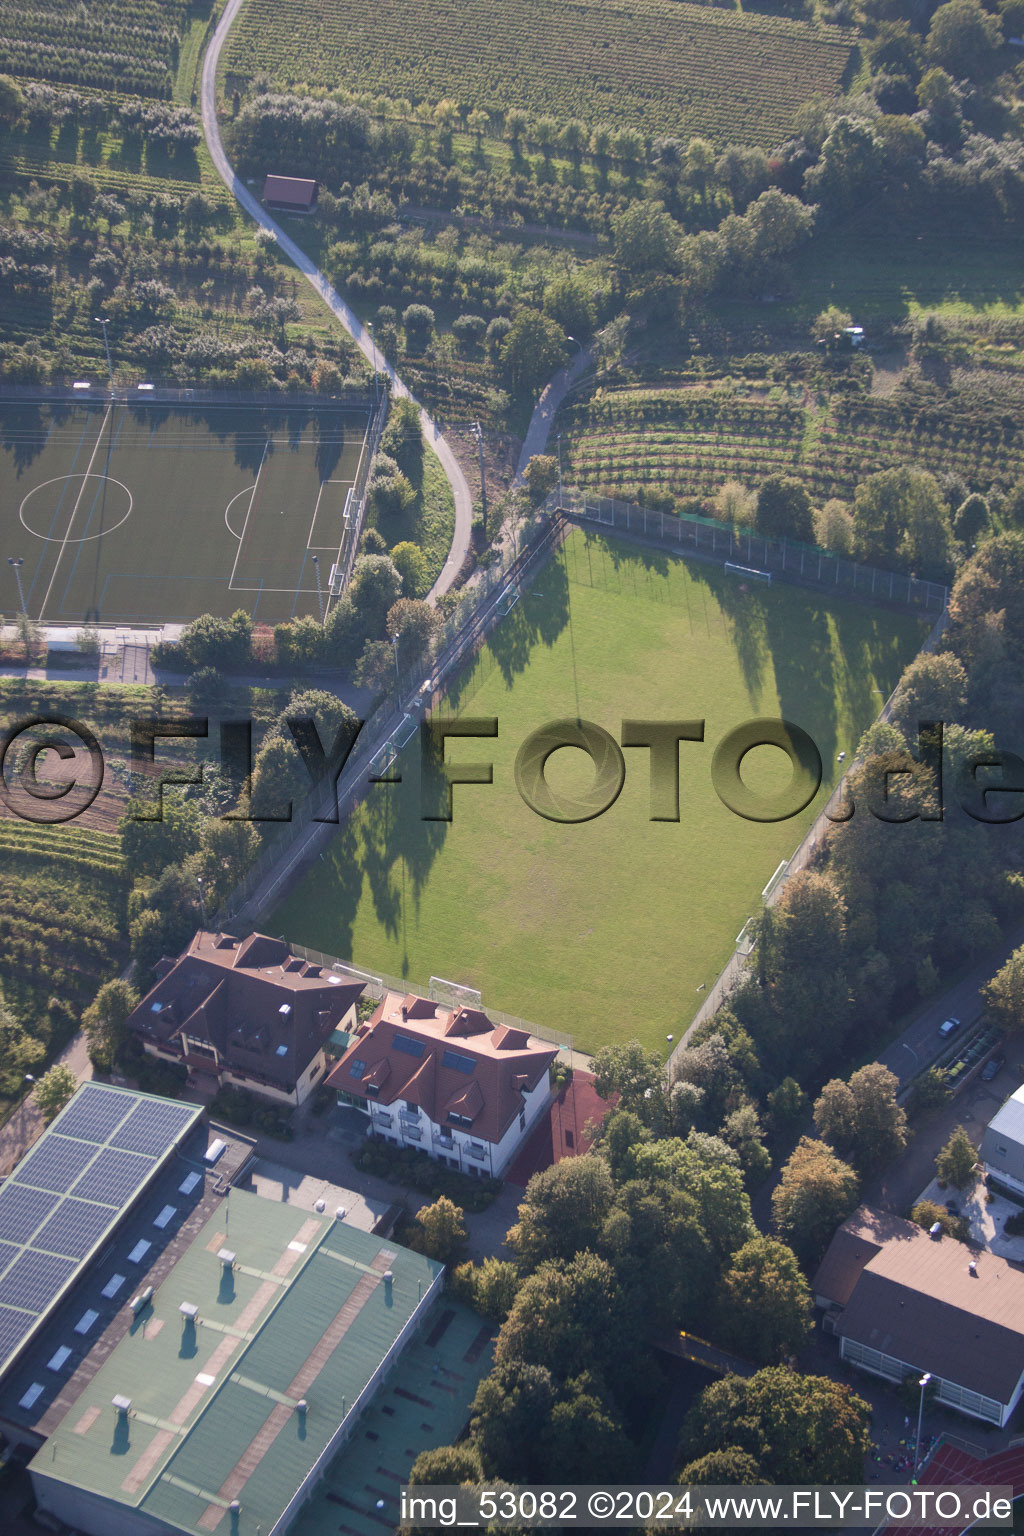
[
  {"x1": 981, "y1": 1056, "x2": 1005, "y2": 1082},
  {"x1": 939, "y1": 1017, "x2": 961, "y2": 1037}
]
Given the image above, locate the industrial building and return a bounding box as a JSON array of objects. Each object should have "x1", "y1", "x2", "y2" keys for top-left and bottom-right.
[{"x1": 0, "y1": 1082, "x2": 446, "y2": 1536}]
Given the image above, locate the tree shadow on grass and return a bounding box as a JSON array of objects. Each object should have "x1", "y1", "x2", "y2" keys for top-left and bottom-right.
[
  {"x1": 0, "y1": 401, "x2": 49, "y2": 473},
  {"x1": 354, "y1": 753, "x2": 451, "y2": 976},
  {"x1": 697, "y1": 564, "x2": 771, "y2": 706}
]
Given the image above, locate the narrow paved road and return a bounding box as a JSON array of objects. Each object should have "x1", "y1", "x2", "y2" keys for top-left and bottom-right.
[
  {"x1": 200, "y1": 0, "x2": 473, "y2": 599},
  {"x1": 515, "y1": 340, "x2": 595, "y2": 484}
]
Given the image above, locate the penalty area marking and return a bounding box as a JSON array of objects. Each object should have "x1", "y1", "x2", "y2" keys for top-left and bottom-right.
[{"x1": 20, "y1": 473, "x2": 133, "y2": 544}]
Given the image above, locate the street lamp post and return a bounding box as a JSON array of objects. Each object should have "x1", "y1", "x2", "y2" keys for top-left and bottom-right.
[
  {"x1": 196, "y1": 875, "x2": 207, "y2": 928},
  {"x1": 472, "y1": 420, "x2": 487, "y2": 538},
  {"x1": 368, "y1": 323, "x2": 380, "y2": 406},
  {"x1": 20, "y1": 1074, "x2": 34, "y2": 1147},
  {"x1": 95, "y1": 316, "x2": 114, "y2": 389},
  {"x1": 7, "y1": 556, "x2": 25, "y2": 616},
  {"x1": 312, "y1": 554, "x2": 324, "y2": 625},
  {"x1": 557, "y1": 432, "x2": 563, "y2": 507},
  {"x1": 391, "y1": 634, "x2": 400, "y2": 690},
  {"x1": 914, "y1": 1373, "x2": 933, "y2": 1476}
]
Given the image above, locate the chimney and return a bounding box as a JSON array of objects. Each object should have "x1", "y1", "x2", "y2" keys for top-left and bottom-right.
[{"x1": 968, "y1": 1259, "x2": 978, "y2": 1276}]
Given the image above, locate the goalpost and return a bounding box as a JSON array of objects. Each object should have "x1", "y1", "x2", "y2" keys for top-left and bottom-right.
[
  {"x1": 429, "y1": 977, "x2": 483, "y2": 1011},
  {"x1": 725, "y1": 561, "x2": 772, "y2": 584}
]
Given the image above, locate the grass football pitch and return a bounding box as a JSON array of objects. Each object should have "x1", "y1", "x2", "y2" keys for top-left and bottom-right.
[
  {"x1": 272, "y1": 528, "x2": 928, "y2": 1054},
  {"x1": 0, "y1": 397, "x2": 369, "y2": 626}
]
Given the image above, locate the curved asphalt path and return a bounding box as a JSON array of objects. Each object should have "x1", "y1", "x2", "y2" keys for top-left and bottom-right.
[
  {"x1": 200, "y1": 0, "x2": 472, "y2": 599},
  {"x1": 515, "y1": 340, "x2": 595, "y2": 484}
]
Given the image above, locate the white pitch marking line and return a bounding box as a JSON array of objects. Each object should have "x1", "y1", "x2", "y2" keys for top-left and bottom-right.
[
  {"x1": 228, "y1": 438, "x2": 270, "y2": 591},
  {"x1": 37, "y1": 404, "x2": 112, "y2": 621},
  {"x1": 306, "y1": 476, "x2": 326, "y2": 552}
]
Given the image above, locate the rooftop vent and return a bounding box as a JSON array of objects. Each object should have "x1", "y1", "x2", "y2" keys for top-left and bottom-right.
[
  {"x1": 314, "y1": 1198, "x2": 326, "y2": 1213},
  {"x1": 179, "y1": 1302, "x2": 199, "y2": 1322},
  {"x1": 968, "y1": 1259, "x2": 978, "y2": 1276},
  {"x1": 296, "y1": 1399, "x2": 308, "y2": 1414},
  {"x1": 217, "y1": 1248, "x2": 236, "y2": 1269},
  {"x1": 112, "y1": 1395, "x2": 132, "y2": 1416},
  {"x1": 335, "y1": 1207, "x2": 347, "y2": 1221}
]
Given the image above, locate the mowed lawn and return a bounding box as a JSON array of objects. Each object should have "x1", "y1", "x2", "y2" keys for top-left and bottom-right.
[{"x1": 273, "y1": 530, "x2": 928, "y2": 1053}]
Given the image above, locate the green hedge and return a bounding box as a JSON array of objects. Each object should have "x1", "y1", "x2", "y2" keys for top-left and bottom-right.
[{"x1": 354, "y1": 1137, "x2": 501, "y2": 1210}]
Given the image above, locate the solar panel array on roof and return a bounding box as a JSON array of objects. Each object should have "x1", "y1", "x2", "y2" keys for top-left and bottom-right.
[
  {"x1": 54, "y1": 1089, "x2": 135, "y2": 1144},
  {"x1": 110, "y1": 1100, "x2": 196, "y2": 1156},
  {"x1": 18, "y1": 1135, "x2": 96, "y2": 1195},
  {"x1": 71, "y1": 1147, "x2": 150, "y2": 1206},
  {"x1": 36, "y1": 1200, "x2": 119, "y2": 1261},
  {"x1": 0, "y1": 1084, "x2": 203, "y2": 1383},
  {"x1": 0, "y1": 1186, "x2": 57, "y2": 1245}
]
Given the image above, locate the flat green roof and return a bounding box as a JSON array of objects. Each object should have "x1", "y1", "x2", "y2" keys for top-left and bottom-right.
[
  {"x1": 298, "y1": 1302, "x2": 495, "y2": 1536},
  {"x1": 31, "y1": 1189, "x2": 442, "y2": 1536}
]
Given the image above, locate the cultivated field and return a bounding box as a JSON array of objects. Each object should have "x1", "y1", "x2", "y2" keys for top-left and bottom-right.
[
  {"x1": 0, "y1": 397, "x2": 369, "y2": 625},
  {"x1": 562, "y1": 377, "x2": 1024, "y2": 506},
  {"x1": 272, "y1": 528, "x2": 926, "y2": 1052},
  {"x1": 0, "y1": 0, "x2": 188, "y2": 97},
  {"x1": 0, "y1": 820, "x2": 126, "y2": 1038},
  {"x1": 225, "y1": 0, "x2": 854, "y2": 145}
]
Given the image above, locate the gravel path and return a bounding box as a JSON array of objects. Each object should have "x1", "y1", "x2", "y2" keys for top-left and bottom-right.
[{"x1": 199, "y1": 0, "x2": 473, "y2": 599}]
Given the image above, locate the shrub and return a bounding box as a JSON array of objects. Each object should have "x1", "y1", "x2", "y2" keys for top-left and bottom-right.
[{"x1": 353, "y1": 1137, "x2": 501, "y2": 1210}]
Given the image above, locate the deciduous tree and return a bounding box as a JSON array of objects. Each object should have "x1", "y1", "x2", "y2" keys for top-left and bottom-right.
[
  {"x1": 936, "y1": 1125, "x2": 977, "y2": 1188},
  {"x1": 771, "y1": 1137, "x2": 859, "y2": 1264},
  {"x1": 35, "y1": 1065, "x2": 78, "y2": 1124},
  {"x1": 718, "y1": 1237, "x2": 813, "y2": 1364}
]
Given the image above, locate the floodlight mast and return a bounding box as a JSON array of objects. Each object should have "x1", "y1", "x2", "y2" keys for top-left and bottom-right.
[
  {"x1": 914, "y1": 1373, "x2": 933, "y2": 1476},
  {"x1": 312, "y1": 554, "x2": 324, "y2": 625},
  {"x1": 94, "y1": 316, "x2": 114, "y2": 389},
  {"x1": 472, "y1": 421, "x2": 487, "y2": 537},
  {"x1": 7, "y1": 556, "x2": 25, "y2": 616}
]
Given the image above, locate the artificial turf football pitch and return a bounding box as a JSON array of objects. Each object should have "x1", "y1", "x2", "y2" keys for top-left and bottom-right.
[
  {"x1": 0, "y1": 396, "x2": 370, "y2": 626},
  {"x1": 272, "y1": 527, "x2": 929, "y2": 1054}
]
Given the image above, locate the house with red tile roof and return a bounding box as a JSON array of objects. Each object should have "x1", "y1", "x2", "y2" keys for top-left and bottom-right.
[
  {"x1": 127, "y1": 931, "x2": 363, "y2": 1106},
  {"x1": 327, "y1": 990, "x2": 558, "y2": 1178}
]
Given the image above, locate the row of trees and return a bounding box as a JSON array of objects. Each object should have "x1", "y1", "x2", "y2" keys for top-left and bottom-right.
[{"x1": 712, "y1": 462, "x2": 965, "y2": 583}]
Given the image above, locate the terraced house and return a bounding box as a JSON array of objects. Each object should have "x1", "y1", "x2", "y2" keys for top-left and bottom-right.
[{"x1": 328, "y1": 992, "x2": 558, "y2": 1177}]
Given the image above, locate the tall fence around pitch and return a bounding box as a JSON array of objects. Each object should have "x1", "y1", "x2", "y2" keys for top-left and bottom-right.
[
  {"x1": 327, "y1": 389, "x2": 389, "y2": 609},
  {"x1": 284, "y1": 941, "x2": 577, "y2": 1059},
  {"x1": 214, "y1": 508, "x2": 565, "y2": 932},
  {"x1": 667, "y1": 600, "x2": 950, "y2": 1075},
  {"x1": 550, "y1": 487, "x2": 949, "y2": 614}
]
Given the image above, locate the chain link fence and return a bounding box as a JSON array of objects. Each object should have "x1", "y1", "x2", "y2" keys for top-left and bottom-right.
[
  {"x1": 284, "y1": 941, "x2": 577, "y2": 1059},
  {"x1": 550, "y1": 488, "x2": 949, "y2": 614},
  {"x1": 214, "y1": 510, "x2": 566, "y2": 930},
  {"x1": 668, "y1": 602, "x2": 950, "y2": 1075},
  {"x1": 0, "y1": 382, "x2": 379, "y2": 411}
]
